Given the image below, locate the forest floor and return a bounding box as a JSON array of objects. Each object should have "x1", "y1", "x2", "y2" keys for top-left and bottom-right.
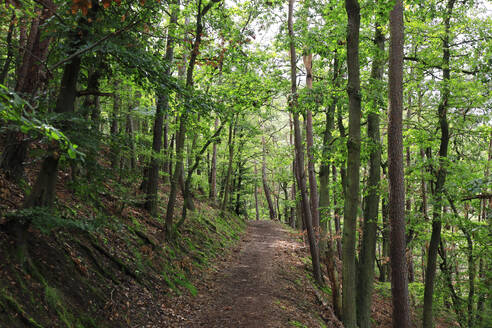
[{"x1": 163, "y1": 220, "x2": 341, "y2": 328}]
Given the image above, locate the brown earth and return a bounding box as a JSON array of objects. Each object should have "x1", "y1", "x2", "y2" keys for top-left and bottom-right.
[{"x1": 166, "y1": 220, "x2": 341, "y2": 328}]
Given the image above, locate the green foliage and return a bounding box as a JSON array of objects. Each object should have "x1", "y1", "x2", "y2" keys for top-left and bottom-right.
[
  {"x1": 6, "y1": 207, "x2": 99, "y2": 234},
  {"x1": 0, "y1": 85, "x2": 83, "y2": 161},
  {"x1": 289, "y1": 320, "x2": 308, "y2": 328}
]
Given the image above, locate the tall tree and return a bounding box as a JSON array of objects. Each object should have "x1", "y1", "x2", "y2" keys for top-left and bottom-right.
[
  {"x1": 422, "y1": 0, "x2": 455, "y2": 326},
  {"x1": 261, "y1": 135, "x2": 276, "y2": 220},
  {"x1": 144, "y1": 0, "x2": 179, "y2": 216},
  {"x1": 342, "y1": 0, "x2": 361, "y2": 325},
  {"x1": 356, "y1": 11, "x2": 384, "y2": 328},
  {"x1": 24, "y1": 1, "x2": 99, "y2": 208},
  {"x1": 303, "y1": 53, "x2": 320, "y2": 229},
  {"x1": 288, "y1": 0, "x2": 323, "y2": 285},
  {"x1": 164, "y1": 0, "x2": 221, "y2": 238},
  {"x1": 209, "y1": 117, "x2": 219, "y2": 201},
  {"x1": 387, "y1": 0, "x2": 411, "y2": 326}
]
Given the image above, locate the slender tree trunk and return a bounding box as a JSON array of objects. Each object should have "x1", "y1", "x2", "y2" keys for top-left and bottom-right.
[
  {"x1": 221, "y1": 118, "x2": 236, "y2": 211},
  {"x1": 342, "y1": 0, "x2": 362, "y2": 324},
  {"x1": 423, "y1": 2, "x2": 454, "y2": 327},
  {"x1": 209, "y1": 118, "x2": 219, "y2": 201},
  {"x1": 125, "y1": 105, "x2": 136, "y2": 171},
  {"x1": 179, "y1": 124, "x2": 223, "y2": 225},
  {"x1": 387, "y1": 0, "x2": 411, "y2": 326},
  {"x1": 254, "y1": 162, "x2": 260, "y2": 221},
  {"x1": 380, "y1": 164, "x2": 390, "y2": 282},
  {"x1": 144, "y1": 1, "x2": 178, "y2": 215},
  {"x1": 319, "y1": 53, "x2": 339, "y2": 242},
  {"x1": 234, "y1": 141, "x2": 244, "y2": 215},
  {"x1": 405, "y1": 109, "x2": 415, "y2": 283},
  {"x1": 290, "y1": 115, "x2": 297, "y2": 228},
  {"x1": 282, "y1": 183, "x2": 289, "y2": 224},
  {"x1": 356, "y1": 16, "x2": 384, "y2": 328},
  {"x1": 288, "y1": 0, "x2": 322, "y2": 285},
  {"x1": 303, "y1": 54, "x2": 320, "y2": 229},
  {"x1": 1, "y1": 4, "x2": 54, "y2": 181},
  {"x1": 24, "y1": 20, "x2": 88, "y2": 208},
  {"x1": 332, "y1": 165, "x2": 342, "y2": 260},
  {"x1": 262, "y1": 136, "x2": 276, "y2": 220},
  {"x1": 165, "y1": 0, "x2": 219, "y2": 238},
  {"x1": 0, "y1": 11, "x2": 15, "y2": 84},
  {"x1": 110, "y1": 81, "x2": 120, "y2": 170},
  {"x1": 476, "y1": 135, "x2": 491, "y2": 325},
  {"x1": 162, "y1": 112, "x2": 170, "y2": 184}
]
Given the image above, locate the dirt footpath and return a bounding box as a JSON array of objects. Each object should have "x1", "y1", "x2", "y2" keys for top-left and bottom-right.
[{"x1": 173, "y1": 220, "x2": 336, "y2": 328}]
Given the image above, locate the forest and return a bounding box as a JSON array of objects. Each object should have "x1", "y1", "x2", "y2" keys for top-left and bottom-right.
[{"x1": 0, "y1": 0, "x2": 490, "y2": 327}]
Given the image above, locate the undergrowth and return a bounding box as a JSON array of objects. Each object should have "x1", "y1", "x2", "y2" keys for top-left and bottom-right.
[{"x1": 0, "y1": 183, "x2": 245, "y2": 327}]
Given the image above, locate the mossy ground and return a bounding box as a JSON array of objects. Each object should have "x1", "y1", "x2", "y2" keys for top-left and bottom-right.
[{"x1": 0, "y1": 174, "x2": 245, "y2": 328}]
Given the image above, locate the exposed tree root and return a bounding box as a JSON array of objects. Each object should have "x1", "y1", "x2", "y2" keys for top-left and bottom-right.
[
  {"x1": 0, "y1": 290, "x2": 44, "y2": 328},
  {"x1": 88, "y1": 236, "x2": 144, "y2": 284}
]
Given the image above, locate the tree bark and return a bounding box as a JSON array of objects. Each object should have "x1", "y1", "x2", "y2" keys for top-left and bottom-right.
[
  {"x1": 388, "y1": 0, "x2": 411, "y2": 326},
  {"x1": 1, "y1": 4, "x2": 54, "y2": 181},
  {"x1": 209, "y1": 118, "x2": 219, "y2": 201},
  {"x1": 262, "y1": 135, "x2": 276, "y2": 220},
  {"x1": 125, "y1": 104, "x2": 136, "y2": 171},
  {"x1": 319, "y1": 53, "x2": 339, "y2": 243},
  {"x1": 144, "y1": 1, "x2": 178, "y2": 215},
  {"x1": 221, "y1": 117, "x2": 237, "y2": 211},
  {"x1": 380, "y1": 163, "x2": 390, "y2": 282},
  {"x1": 332, "y1": 165, "x2": 342, "y2": 260},
  {"x1": 23, "y1": 18, "x2": 87, "y2": 208},
  {"x1": 423, "y1": 1, "x2": 454, "y2": 327},
  {"x1": 0, "y1": 11, "x2": 15, "y2": 84},
  {"x1": 289, "y1": 115, "x2": 297, "y2": 228},
  {"x1": 342, "y1": 0, "x2": 362, "y2": 325},
  {"x1": 254, "y1": 162, "x2": 260, "y2": 221},
  {"x1": 288, "y1": 0, "x2": 322, "y2": 285},
  {"x1": 110, "y1": 81, "x2": 120, "y2": 170},
  {"x1": 165, "y1": 0, "x2": 220, "y2": 238},
  {"x1": 303, "y1": 54, "x2": 320, "y2": 229},
  {"x1": 179, "y1": 123, "x2": 223, "y2": 225},
  {"x1": 356, "y1": 16, "x2": 384, "y2": 328}
]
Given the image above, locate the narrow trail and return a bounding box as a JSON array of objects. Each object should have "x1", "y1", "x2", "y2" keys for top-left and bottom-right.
[{"x1": 173, "y1": 220, "x2": 332, "y2": 328}]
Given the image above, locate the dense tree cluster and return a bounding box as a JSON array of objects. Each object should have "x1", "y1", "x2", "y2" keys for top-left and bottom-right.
[{"x1": 0, "y1": 0, "x2": 490, "y2": 327}]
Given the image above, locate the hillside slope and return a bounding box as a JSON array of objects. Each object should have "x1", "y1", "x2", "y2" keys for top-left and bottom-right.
[{"x1": 0, "y1": 174, "x2": 245, "y2": 328}]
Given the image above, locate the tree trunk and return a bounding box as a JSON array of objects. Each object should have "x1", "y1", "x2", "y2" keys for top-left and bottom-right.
[
  {"x1": 209, "y1": 118, "x2": 219, "y2": 201},
  {"x1": 1, "y1": 4, "x2": 54, "y2": 181},
  {"x1": 380, "y1": 164, "x2": 390, "y2": 282},
  {"x1": 303, "y1": 54, "x2": 320, "y2": 229},
  {"x1": 423, "y1": 1, "x2": 454, "y2": 327},
  {"x1": 165, "y1": 0, "x2": 219, "y2": 238},
  {"x1": 125, "y1": 105, "x2": 136, "y2": 171},
  {"x1": 254, "y1": 162, "x2": 260, "y2": 221},
  {"x1": 288, "y1": 0, "x2": 322, "y2": 285},
  {"x1": 342, "y1": 0, "x2": 362, "y2": 325},
  {"x1": 234, "y1": 139, "x2": 244, "y2": 215},
  {"x1": 262, "y1": 135, "x2": 276, "y2": 220},
  {"x1": 144, "y1": 1, "x2": 178, "y2": 215},
  {"x1": 332, "y1": 165, "x2": 342, "y2": 260},
  {"x1": 162, "y1": 112, "x2": 170, "y2": 184},
  {"x1": 356, "y1": 16, "x2": 384, "y2": 328},
  {"x1": 387, "y1": 0, "x2": 411, "y2": 326},
  {"x1": 282, "y1": 183, "x2": 289, "y2": 225},
  {"x1": 178, "y1": 123, "x2": 223, "y2": 226},
  {"x1": 110, "y1": 81, "x2": 120, "y2": 170},
  {"x1": 319, "y1": 53, "x2": 339, "y2": 243},
  {"x1": 290, "y1": 115, "x2": 297, "y2": 228},
  {"x1": 221, "y1": 118, "x2": 236, "y2": 211},
  {"x1": 24, "y1": 17, "x2": 87, "y2": 208},
  {"x1": 0, "y1": 11, "x2": 15, "y2": 84}
]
